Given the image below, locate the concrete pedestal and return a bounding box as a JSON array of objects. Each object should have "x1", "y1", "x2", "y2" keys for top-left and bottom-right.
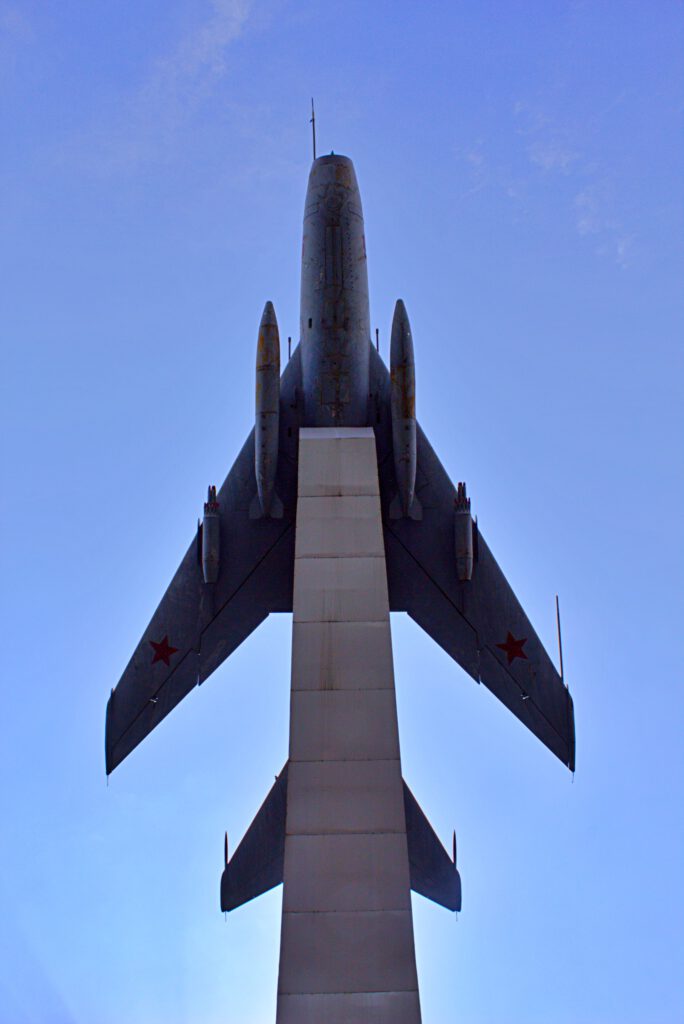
[{"x1": 276, "y1": 427, "x2": 421, "y2": 1023}]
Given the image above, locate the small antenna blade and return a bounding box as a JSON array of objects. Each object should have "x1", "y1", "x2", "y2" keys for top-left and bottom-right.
[
  {"x1": 555, "y1": 594, "x2": 565, "y2": 685},
  {"x1": 224, "y1": 831, "x2": 229, "y2": 867},
  {"x1": 310, "y1": 98, "x2": 316, "y2": 161}
]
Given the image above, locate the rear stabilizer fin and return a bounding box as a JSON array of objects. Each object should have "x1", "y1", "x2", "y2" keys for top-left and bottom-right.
[
  {"x1": 220, "y1": 763, "x2": 288, "y2": 912},
  {"x1": 403, "y1": 779, "x2": 461, "y2": 912},
  {"x1": 389, "y1": 492, "x2": 423, "y2": 521}
]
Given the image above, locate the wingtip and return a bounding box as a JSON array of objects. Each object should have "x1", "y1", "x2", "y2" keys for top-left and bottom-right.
[
  {"x1": 105, "y1": 698, "x2": 114, "y2": 776},
  {"x1": 104, "y1": 696, "x2": 123, "y2": 776},
  {"x1": 566, "y1": 687, "x2": 576, "y2": 773}
]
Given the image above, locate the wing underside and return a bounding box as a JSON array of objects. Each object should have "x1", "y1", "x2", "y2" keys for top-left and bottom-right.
[
  {"x1": 368, "y1": 346, "x2": 575, "y2": 770},
  {"x1": 107, "y1": 344, "x2": 574, "y2": 774},
  {"x1": 105, "y1": 351, "x2": 304, "y2": 773}
]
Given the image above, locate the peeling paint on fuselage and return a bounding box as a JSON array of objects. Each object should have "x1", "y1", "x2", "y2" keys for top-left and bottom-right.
[{"x1": 300, "y1": 155, "x2": 371, "y2": 427}]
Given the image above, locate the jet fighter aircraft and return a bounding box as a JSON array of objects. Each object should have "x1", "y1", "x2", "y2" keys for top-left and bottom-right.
[{"x1": 106, "y1": 153, "x2": 574, "y2": 785}]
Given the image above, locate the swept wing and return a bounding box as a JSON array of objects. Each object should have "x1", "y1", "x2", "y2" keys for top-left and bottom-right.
[
  {"x1": 105, "y1": 352, "x2": 303, "y2": 773},
  {"x1": 369, "y1": 347, "x2": 575, "y2": 770}
]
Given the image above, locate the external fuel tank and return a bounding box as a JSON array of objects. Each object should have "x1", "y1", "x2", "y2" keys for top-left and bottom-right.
[
  {"x1": 254, "y1": 301, "x2": 282, "y2": 518},
  {"x1": 390, "y1": 299, "x2": 421, "y2": 519},
  {"x1": 299, "y1": 155, "x2": 371, "y2": 427}
]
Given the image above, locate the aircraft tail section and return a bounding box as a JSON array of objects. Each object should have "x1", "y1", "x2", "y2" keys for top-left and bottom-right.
[
  {"x1": 220, "y1": 764, "x2": 288, "y2": 912},
  {"x1": 221, "y1": 765, "x2": 460, "y2": 914},
  {"x1": 403, "y1": 780, "x2": 461, "y2": 912}
]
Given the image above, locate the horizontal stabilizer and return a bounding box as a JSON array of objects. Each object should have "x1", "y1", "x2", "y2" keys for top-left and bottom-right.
[
  {"x1": 403, "y1": 780, "x2": 461, "y2": 912},
  {"x1": 221, "y1": 764, "x2": 288, "y2": 912}
]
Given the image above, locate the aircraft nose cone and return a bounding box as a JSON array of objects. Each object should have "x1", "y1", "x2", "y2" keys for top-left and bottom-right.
[
  {"x1": 307, "y1": 154, "x2": 359, "y2": 194},
  {"x1": 391, "y1": 299, "x2": 413, "y2": 362},
  {"x1": 312, "y1": 153, "x2": 353, "y2": 166},
  {"x1": 260, "y1": 300, "x2": 277, "y2": 328}
]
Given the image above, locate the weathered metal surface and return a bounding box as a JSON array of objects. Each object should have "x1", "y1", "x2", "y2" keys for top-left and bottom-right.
[
  {"x1": 300, "y1": 157, "x2": 371, "y2": 427},
  {"x1": 254, "y1": 301, "x2": 282, "y2": 518},
  {"x1": 390, "y1": 299, "x2": 420, "y2": 519}
]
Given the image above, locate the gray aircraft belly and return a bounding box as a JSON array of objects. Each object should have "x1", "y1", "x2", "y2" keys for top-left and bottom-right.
[{"x1": 300, "y1": 155, "x2": 371, "y2": 427}]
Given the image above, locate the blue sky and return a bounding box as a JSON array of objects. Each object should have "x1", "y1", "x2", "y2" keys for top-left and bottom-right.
[{"x1": 1, "y1": 2, "x2": 682, "y2": 1021}]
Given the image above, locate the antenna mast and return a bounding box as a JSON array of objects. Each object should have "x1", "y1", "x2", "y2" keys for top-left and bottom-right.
[{"x1": 310, "y1": 98, "x2": 317, "y2": 160}]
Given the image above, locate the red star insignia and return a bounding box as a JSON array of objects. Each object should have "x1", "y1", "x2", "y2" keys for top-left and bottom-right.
[
  {"x1": 496, "y1": 631, "x2": 528, "y2": 665},
  {"x1": 149, "y1": 636, "x2": 178, "y2": 666}
]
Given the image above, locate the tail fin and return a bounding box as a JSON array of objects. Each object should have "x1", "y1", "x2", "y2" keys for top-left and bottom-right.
[
  {"x1": 403, "y1": 779, "x2": 461, "y2": 911},
  {"x1": 220, "y1": 764, "x2": 288, "y2": 912}
]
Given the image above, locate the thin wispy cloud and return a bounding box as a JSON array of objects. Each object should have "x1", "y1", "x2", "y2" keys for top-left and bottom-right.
[
  {"x1": 514, "y1": 99, "x2": 637, "y2": 267},
  {"x1": 528, "y1": 140, "x2": 578, "y2": 174},
  {"x1": 140, "y1": 0, "x2": 251, "y2": 112},
  {"x1": 512, "y1": 100, "x2": 552, "y2": 136},
  {"x1": 453, "y1": 138, "x2": 490, "y2": 198},
  {"x1": 514, "y1": 101, "x2": 578, "y2": 173},
  {"x1": 61, "y1": 0, "x2": 253, "y2": 174},
  {"x1": 453, "y1": 102, "x2": 637, "y2": 269},
  {"x1": 575, "y1": 186, "x2": 635, "y2": 267},
  {"x1": 574, "y1": 186, "x2": 605, "y2": 237}
]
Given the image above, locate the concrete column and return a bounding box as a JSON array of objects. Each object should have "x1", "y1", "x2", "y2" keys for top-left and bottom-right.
[{"x1": 276, "y1": 427, "x2": 421, "y2": 1024}]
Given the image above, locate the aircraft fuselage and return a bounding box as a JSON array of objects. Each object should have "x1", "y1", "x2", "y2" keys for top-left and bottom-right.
[{"x1": 300, "y1": 155, "x2": 371, "y2": 427}]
